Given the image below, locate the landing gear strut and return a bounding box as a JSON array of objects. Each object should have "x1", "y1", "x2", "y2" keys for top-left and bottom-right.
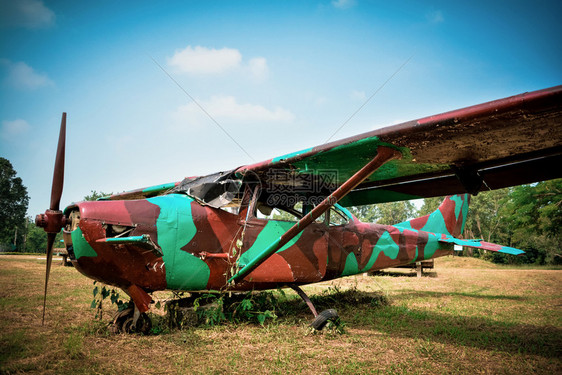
[
  {"x1": 110, "y1": 304, "x2": 152, "y2": 334},
  {"x1": 289, "y1": 285, "x2": 340, "y2": 331}
]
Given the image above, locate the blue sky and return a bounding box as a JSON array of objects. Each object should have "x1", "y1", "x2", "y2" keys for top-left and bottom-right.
[{"x1": 1, "y1": 0, "x2": 561, "y2": 217}]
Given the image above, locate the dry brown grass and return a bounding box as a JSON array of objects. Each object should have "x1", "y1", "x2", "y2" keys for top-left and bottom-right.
[{"x1": 1, "y1": 255, "x2": 560, "y2": 374}]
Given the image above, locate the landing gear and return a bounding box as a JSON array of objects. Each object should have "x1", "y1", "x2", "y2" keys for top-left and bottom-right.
[
  {"x1": 289, "y1": 285, "x2": 340, "y2": 331},
  {"x1": 310, "y1": 308, "x2": 339, "y2": 330},
  {"x1": 110, "y1": 305, "x2": 152, "y2": 334}
]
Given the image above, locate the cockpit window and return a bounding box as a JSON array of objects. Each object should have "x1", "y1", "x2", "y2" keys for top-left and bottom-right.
[
  {"x1": 255, "y1": 201, "x2": 302, "y2": 222},
  {"x1": 328, "y1": 204, "x2": 352, "y2": 226}
]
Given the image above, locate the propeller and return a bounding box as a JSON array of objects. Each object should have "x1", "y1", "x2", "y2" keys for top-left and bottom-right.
[{"x1": 35, "y1": 113, "x2": 67, "y2": 325}]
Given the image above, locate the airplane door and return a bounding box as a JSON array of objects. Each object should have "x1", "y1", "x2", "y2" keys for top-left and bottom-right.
[
  {"x1": 326, "y1": 206, "x2": 361, "y2": 279},
  {"x1": 237, "y1": 211, "x2": 329, "y2": 284}
]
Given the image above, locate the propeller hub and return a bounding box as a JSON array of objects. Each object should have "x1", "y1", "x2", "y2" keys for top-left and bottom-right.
[{"x1": 35, "y1": 210, "x2": 66, "y2": 233}]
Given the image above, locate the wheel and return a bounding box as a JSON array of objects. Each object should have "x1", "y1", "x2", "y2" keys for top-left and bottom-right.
[
  {"x1": 122, "y1": 313, "x2": 152, "y2": 334},
  {"x1": 110, "y1": 307, "x2": 152, "y2": 335},
  {"x1": 310, "y1": 309, "x2": 339, "y2": 331},
  {"x1": 110, "y1": 307, "x2": 134, "y2": 334}
]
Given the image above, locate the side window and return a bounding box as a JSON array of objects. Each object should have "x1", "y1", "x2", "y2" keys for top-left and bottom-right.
[
  {"x1": 328, "y1": 206, "x2": 350, "y2": 226},
  {"x1": 255, "y1": 202, "x2": 302, "y2": 222},
  {"x1": 254, "y1": 201, "x2": 325, "y2": 224}
]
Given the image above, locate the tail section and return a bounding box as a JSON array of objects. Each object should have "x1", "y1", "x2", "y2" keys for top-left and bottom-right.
[
  {"x1": 396, "y1": 194, "x2": 470, "y2": 237},
  {"x1": 396, "y1": 194, "x2": 524, "y2": 256}
]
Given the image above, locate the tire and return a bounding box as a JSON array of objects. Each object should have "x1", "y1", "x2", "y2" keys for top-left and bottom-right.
[
  {"x1": 310, "y1": 309, "x2": 339, "y2": 330},
  {"x1": 110, "y1": 307, "x2": 152, "y2": 335},
  {"x1": 121, "y1": 313, "x2": 152, "y2": 335}
]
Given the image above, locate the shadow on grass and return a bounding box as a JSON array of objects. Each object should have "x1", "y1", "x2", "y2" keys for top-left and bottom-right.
[
  {"x1": 299, "y1": 290, "x2": 560, "y2": 359},
  {"x1": 160, "y1": 288, "x2": 389, "y2": 330},
  {"x1": 133, "y1": 288, "x2": 560, "y2": 361},
  {"x1": 396, "y1": 290, "x2": 526, "y2": 301},
  {"x1": 371, "y1": 270, "x2": 439, "y2": 278},
  {"x1": 230, "y1": 288, "x2": 559, "y2": 359},
  {"x1": 366, "y1": 304, "x2": 562, "y2": 359}
]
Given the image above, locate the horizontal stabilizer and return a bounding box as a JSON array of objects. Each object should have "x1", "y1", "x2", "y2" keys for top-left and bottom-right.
[{"x1": 438, "y1": 235, "x2": 524, "y2": 255}]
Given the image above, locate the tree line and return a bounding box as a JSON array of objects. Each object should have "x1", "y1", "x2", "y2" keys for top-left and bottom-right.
[
  {"x1": 1, "y1": 157, "x2": 560, "y2": 264},
  {"x1": 0, "y1": 157, "x2": 108, "y2": 253}
]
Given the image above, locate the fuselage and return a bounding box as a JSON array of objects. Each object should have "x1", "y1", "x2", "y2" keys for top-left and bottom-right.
[{"x1": 63, "y1": 193, "x2": 454, "y2": 297}]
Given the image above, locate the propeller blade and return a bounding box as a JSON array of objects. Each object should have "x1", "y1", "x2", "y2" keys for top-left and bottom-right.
[
  {"x1": 42, "y1": 232, "x2": 56, "y2": 325},
  {"x1": 42, "y1": 112, "x2": 67, "y2": 325},
  {"x1": 50, "y1": 113, "x2": 66, "y2": 211}
]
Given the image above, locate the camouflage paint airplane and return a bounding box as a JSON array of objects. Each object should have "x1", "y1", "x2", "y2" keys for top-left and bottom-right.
[{"x1": 36, "y1": 85, "x2": 562, "y2": 332}]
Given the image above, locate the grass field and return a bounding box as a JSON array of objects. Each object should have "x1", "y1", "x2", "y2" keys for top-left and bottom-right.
[{"x1": 0, "y1": 255, "x2": 560, "y2": 374}]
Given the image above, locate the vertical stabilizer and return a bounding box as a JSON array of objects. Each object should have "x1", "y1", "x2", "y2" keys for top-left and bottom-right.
[{"x1": 396, "y1": 194, "x2": 470, "y2": 237}]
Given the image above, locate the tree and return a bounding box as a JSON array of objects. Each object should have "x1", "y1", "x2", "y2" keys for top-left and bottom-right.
[
  {"x1": 348, "y1": 204, "x2": 380, "y2": 223},
  {"x1": 377, "y1": 201, "x2": 416, "y2": 225},
  {"x1": 25, "y1": 217, "x2": 46, "y2": 253},
  {"x1": 349, "y1": 201, "x2": 416, "y2": 225},
  {"x1": 501, "y1": 179, "x2": 562, "y2": 265},
  {"x1": 84, "y1": 190, "x2": 112, "y2": 201},
  {"x1": 0, "y1": 158, "x2": 29, "y2": 251},
  {"x1": 427, "y1": 189, "x2": 508, "y2": 262},
  {"x1": 463, "y1": 189, "x2": 510, "y2": 244}
]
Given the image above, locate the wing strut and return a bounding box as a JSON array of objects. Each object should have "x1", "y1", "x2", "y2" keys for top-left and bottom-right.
[{"x1": 228, "y1": 146, "x2": 402, "y2": 284}]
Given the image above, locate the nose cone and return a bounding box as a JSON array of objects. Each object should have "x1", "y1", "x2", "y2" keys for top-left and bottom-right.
[{"x1": 66, "y1": 199, "x2": 166, "y2": 291}]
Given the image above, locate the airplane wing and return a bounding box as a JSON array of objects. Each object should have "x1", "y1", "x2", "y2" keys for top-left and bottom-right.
[
  {"x1": 234, "y1": 85, "x2": 562, "y2": 207},
  {"x1": 103, "y1": 86, "x2": 561, "y2": 208}
]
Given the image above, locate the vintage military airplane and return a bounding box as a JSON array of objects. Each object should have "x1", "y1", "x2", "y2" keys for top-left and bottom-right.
[{"x1": 36, "y1": 85, "x2": 562, "y2": 333}]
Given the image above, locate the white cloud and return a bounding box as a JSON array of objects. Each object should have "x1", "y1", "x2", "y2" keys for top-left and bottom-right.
[
  {"x1": 426, "y1": 10, "x2": 444, "y2": 24},
  {"x1": 171, "y1": 95, "x2": 294, "y2": 128},
  {"x1": 332, "y1": 0, "x2": 356, "y2": 9},
  {"x1": 1, "y1": 119, "x2": 31, "y2": 140},
  {"x1": 1, "y1": 59, "x2": 54, "y2": 90},
  {"x1": 167, "y1": 46, "x2": 242, "y2": 74},
  {"x1": 167, "y1": 45, "x2": 269, "y2": 80},
  {"x1": 0, "y1": 0, "x2": 55, "y2": 29}
]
